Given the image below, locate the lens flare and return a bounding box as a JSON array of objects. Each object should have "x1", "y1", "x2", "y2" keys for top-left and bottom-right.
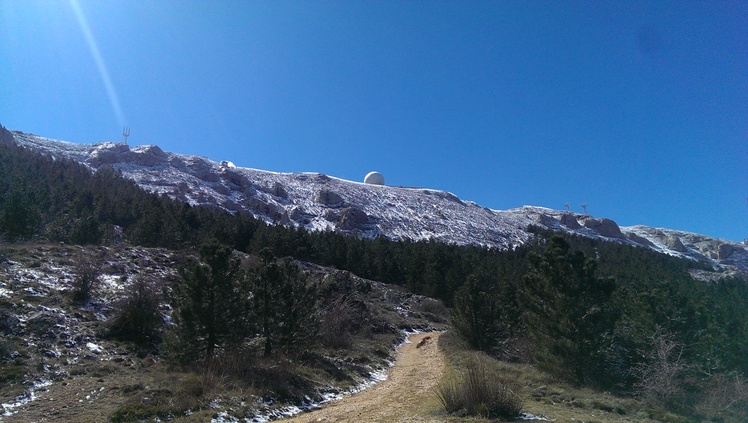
[{"x1": 68, "y1": 0, "x2": 126, "y2": 128}]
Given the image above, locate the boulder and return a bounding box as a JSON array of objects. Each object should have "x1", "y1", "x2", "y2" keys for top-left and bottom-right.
[
  {"x1": 529, "y1": 212, "x2": 557, "y2": 227},
  {"x1": 665, "y1": 235, "x2": 688, "y2": 252},
  {"x1": 317, "y1": 190, "x2": 344, "y2": 206},
  {"x1": 86, "y1": 142, "x2": 130, "y2": 166},
  {"x1": 718, "y1": 243, "x2": 734, "y2": 260},
  {"x1": 337, "y1": 207, "x2": 376, "y2": 231},
  {"x1": 582, "y1": 217, "x2": 623, "y2": 238},
  {"x1": 127, "y1": 145, "x2": 168, "y2": 166},
  {"x1": 560, "y1": 213, "x2": 582, "y2": 229}
]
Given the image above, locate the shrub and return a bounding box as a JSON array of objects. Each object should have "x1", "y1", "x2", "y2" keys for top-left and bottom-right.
[
  {"x1": 435, "y1": 354, "x2": 523, "y2": 418},
  {"x1": 106, "y1": 276, "x2": 163, "y2": 343},
  {"x1": 71, "y1": 253, "x2": 103, "y2": 303},
  {"x1": 633, "y1": 328, "x2": 689, "y2": 407},
  {"x1": 695, "y1": 372, "x2": 748, "y2": 422},
  {"x1": 413, "y1": 298, "x2": 449, "y2": 323},
  {"x1": 319, "y1": 295, "x2": 357, "y2": 349}
]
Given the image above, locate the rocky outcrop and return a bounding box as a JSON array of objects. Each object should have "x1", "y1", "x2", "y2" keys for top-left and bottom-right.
[
  {"x1": 128, "y1": 145, "x2": 168, "y2": 166},
  {"x1": 665, "y1": 235, "x2": 688, "y2": 252},
  {"x1": 529, "y1": 212, "x2": 558, "y2": 227},
  {"x1": 86, "y1": 143, "x2": 130, "y2": 166},
  {"x1": 582, "y1": 217, "x2": 623, "y2": 238},
  {"x1": 560, "y1": 213, "x2": 582, "y2": 229},
  {"x1": 245, "y1": 197, "x2": 286, "y2": 223},
  {"x1": 85, "y1": 143, "x2": 169, "y2": 167},
  {"x1": 336, "y1": 207, "x2": 377, "y2": 232},
  {"x1": 317, "y1": 190, "x2": 344, "y2": 207},
  {"x1": 0, "y1": 124, "x2": 15, "y2": 145},
  {"x1": 718, "y1": 243, "x2": 734, "y2": 260}
]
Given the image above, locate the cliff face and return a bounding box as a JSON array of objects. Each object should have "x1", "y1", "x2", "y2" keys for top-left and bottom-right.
[{"x1": 8, "y1": 129, "x2": 748, "y2": 276}]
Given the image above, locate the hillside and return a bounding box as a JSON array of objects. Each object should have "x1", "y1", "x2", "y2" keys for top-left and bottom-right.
[
  {"x1": 1, "y1": 124, "x2": 747, "y2": 422},
  {"x1": 0, "y1": 243, "x2": 447, "y2": 421},
  {"x1": 6, "y1": 127, "x2": 748, "y2": 276}
]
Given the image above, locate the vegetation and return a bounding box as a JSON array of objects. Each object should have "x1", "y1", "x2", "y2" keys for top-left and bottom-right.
[
  {"x1": 435, "y1": 353, "x2": 523, "y2": 419},
  {"x1": 1, "y1": 131, "x2": 748, "y2": 421},
  {"x1": 520, "y1": 235, "x2": 618, "y2": 386}
]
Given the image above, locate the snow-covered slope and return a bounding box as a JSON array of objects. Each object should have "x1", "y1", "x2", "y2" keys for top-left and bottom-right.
[{"x1": 7, "y1": 129, "x2": 748, "y2": 274}]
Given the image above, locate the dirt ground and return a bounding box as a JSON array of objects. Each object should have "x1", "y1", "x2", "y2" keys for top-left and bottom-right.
[{"x1": 282, "y1": 331, "x2": 446, "y2": 423}]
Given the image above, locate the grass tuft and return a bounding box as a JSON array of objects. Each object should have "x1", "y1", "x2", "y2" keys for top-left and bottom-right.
[{"x1": 435, "y1": 353, "x2": 523, "y2": 419}]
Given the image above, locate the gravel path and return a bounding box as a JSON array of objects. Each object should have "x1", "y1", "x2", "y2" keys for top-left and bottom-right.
[{"x1": 282, "y1": 331, "x2": 446, "y2": 423}]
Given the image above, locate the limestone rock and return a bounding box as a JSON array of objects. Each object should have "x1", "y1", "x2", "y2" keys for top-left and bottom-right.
[
  {"x1": 665, "y1": 235, "x2": 688, "y2": 252},
  {"x1": 337, "y1": 207, "x2": 376, "y2": 231},
  {"x1": 582, "y1": 217, "x2": 623, "y2": 238},
  {"x1": 86, "y1": 143, "x2": 130, "y2": 166},
  {"x1": 718, "y1": 243, "x2": 734, "y2": 260},
  {"x1": 317, "y1": 190, "x2": 344, "y2": 206},
  {"x1": 128, "y1": 145, "x2": 167, "y2": 166},
  {"x1": 560, "y1": 213, "x2": 582, "y2": 229}
]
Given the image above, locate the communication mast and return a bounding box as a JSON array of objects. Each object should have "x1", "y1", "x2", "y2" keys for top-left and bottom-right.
[{"x1": 122, "y1": 127, "x2": 130, "y2": 144}]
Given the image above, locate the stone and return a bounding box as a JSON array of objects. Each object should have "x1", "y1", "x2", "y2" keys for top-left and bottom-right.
[
  {"x1": 317, "y1": 190, "x2": 344, "y2": 206},
  {"x1": 665, "y1": 235, "x2": 688, "y2": 252},
  {"x1": 582, "y1": 217, "x2": 623, "y2": 238},
  {"x1": 560, "y1": 213, "x2": 582, "y2": 229},
  {"x1": 718, "y1": 243, "x2": 734, "y2": 260}
]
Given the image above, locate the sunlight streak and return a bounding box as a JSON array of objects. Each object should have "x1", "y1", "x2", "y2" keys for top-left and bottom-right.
[{"x1": 68, "y1": 0, "x2": 126, "y2": 128}]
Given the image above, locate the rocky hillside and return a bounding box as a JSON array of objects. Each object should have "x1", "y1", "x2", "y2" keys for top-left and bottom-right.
[
  {"x1": 0, "y1": 243, "x2": 446, "y2": 421},
  {"x1": 6, "y1": 127, "x2": 748, "y2": 274}
]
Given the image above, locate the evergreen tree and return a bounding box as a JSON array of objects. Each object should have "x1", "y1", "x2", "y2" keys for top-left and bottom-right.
[
  {"x1": 520, "y1": 236, "x2": 618, "y2": 386},
  {"x1": 452, "y1": 274, "x2": 506, "y2": 353},
  {"x1": 171, "y1": 243, "x2": 250, "y2": 363},
  {"x1": 252, "y1": 249, "x2": 319, "y2": 357},
  {"x1": 0, "y1": 191, "x2": 40, "y2": 241}
]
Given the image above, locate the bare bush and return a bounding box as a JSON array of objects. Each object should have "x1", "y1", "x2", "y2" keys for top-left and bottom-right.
[
  {"x1": 696, "y1": 373, "x2": 748, "y2": 422},
  {"x1": 633, "y1": 328, "x2": 689, "y2": 407},
  {"x1": 72, "y1": 253, "x2": 103, "y2": 303},
  {"x1": 413, "y1": 298, "x2": 449, "y2": 322},
  {"x1": 319, "y1": 295, "x2": 358, "y2": 349},
  {"x1": 435, "y1": 354, "x2": 523, "y2": 418},
  {"x1": 106, "y1": 276, "x2": 163, "y2": 342}
]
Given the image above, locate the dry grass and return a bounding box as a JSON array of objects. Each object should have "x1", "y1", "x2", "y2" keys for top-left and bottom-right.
[
  {"x1": 435, "y1": 354, "x2": 523, "y2": 418},
  {"x1": 437, "y1": 331, "x2": 668, "y2": 423}
]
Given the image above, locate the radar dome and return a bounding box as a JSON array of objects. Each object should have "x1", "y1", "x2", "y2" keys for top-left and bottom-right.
[{"x1": 364, "y1": 171, "x2": 385, "y2": 185}]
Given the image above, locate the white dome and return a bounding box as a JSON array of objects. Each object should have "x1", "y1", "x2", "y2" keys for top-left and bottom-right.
[{"x1": 364, "y1": 171, "x2": 385, "y2": 185}]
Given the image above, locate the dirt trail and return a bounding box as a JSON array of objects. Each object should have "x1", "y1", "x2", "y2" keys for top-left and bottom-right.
[{"x1": 283, "y1": 331, "x2": 446, "y2": 423}]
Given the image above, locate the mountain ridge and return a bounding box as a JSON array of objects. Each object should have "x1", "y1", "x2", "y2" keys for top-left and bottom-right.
[{"x1": 5, "y1": 127, "x2": 747, "y2": 276}]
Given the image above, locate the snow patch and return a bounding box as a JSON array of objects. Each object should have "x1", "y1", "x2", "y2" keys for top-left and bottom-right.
[{"x1": 1, "y1": 379, "x2": 52, "y2": 416}]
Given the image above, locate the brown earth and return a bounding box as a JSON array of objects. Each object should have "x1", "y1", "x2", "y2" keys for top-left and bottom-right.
[{"x1": 282, "y1": 331, "x2": 447, "y2": 423}]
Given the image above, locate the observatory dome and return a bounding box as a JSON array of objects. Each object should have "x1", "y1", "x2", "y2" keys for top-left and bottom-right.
[{"x1": 364, "y1": 171, "x2": 385, "y2": 185}]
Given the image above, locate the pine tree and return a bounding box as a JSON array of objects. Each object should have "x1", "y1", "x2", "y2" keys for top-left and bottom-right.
[
  {"x1": 252, "y1": 249, "x2": 319, "y2": 357},
  {"x1": 452, "y1": 274, "x2": 506, "y2": 353},
  {"x1": 520, "y1": 235, "x2": 618, "y2": 386},
  {"x1": 172, "y1": 243, "x2": 250, "y2": 363}
]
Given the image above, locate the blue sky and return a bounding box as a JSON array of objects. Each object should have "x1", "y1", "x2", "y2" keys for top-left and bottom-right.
[{"x1": 1, "y1": 1, "x2": 746, "y2": 241}]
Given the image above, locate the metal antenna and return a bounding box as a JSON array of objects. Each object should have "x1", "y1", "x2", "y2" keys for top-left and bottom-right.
[{"x1": 122, "y1": 127, "x2": 130, "y2": 143}]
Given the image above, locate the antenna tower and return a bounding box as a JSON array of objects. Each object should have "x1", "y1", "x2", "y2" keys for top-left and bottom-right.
[{"x1": 122, "y1": 127, "x2": 130, "y2": 144}]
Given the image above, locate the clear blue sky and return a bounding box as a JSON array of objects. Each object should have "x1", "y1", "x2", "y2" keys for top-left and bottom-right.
[{"x1": 1, "y1": 1, "x2": 746, "y2": 241}]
